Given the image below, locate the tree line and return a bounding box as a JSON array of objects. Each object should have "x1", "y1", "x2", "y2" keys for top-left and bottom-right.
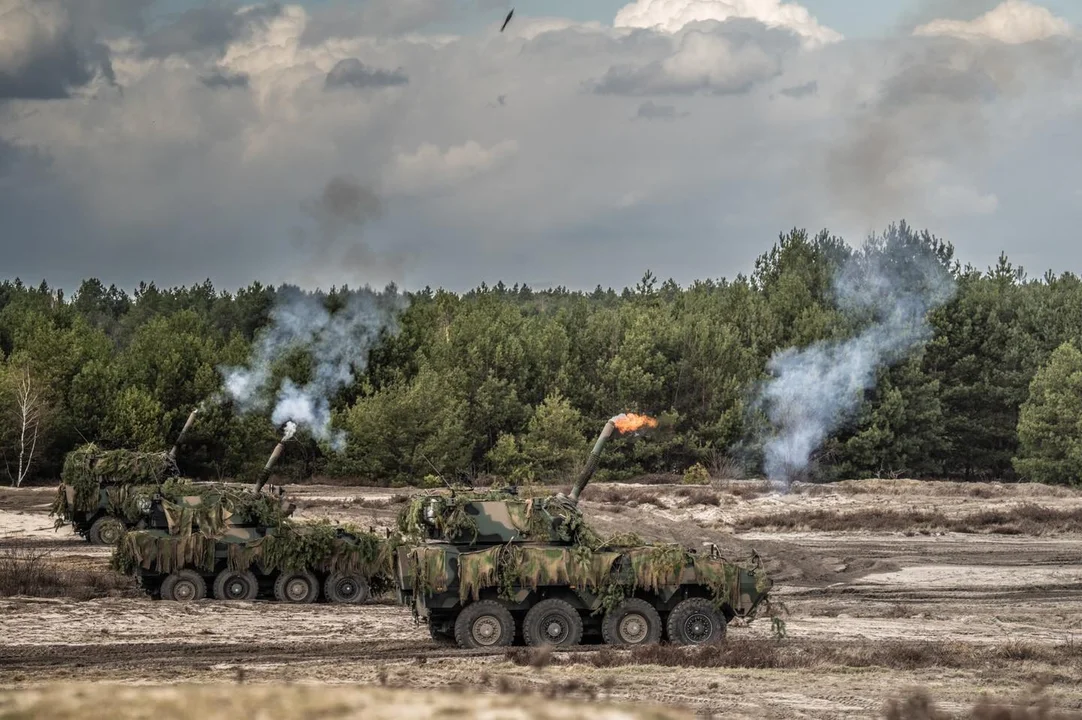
[{"x1": 2, "y1": 221, "x2": 1081, "y2": 487}]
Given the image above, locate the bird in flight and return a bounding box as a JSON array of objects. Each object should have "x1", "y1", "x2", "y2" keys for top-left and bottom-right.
[{"x1": 500, "y1": 8, "x2": 514, "y2": 32}]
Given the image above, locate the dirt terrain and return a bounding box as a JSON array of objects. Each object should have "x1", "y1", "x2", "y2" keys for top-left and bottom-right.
[{"x1": 3, "y1": 478, "x2": 1082, "y2": 719}]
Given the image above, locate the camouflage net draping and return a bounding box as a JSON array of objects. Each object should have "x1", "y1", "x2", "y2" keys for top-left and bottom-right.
[
  {"x1": 51, "y1": 444, "x2": 179, "y2": 524},
  {"x1": 395, "y1": 489, "x2": 773, "y2": 618},
  {"x1": 111, "y1": 518, "x2": 399, "y2": 595},
  {"x1": 396, "y1": 492, "x2": 602, "y2": 549}
]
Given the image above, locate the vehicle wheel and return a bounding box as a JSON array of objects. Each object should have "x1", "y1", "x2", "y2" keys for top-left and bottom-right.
[
  {"x1": 160, "y1": 569, "x2": 207, "y2": 602},
  {"x1": 274, "y1": 569, "x2": 320, "y2": 603},
  {"x1": 453, "y1": 600, "x2": 515, "y2": 649},
  {"x1": 522, "y1": 598, "x2": 583, "y2": 647},
  {"x1": 602, "y1": 598, "x2": 663, "y2": 646},
  {"x1": 213, "y1": 569, "x2": 259, "y2": 601},
  {"x1": 88, "y1": 516, "x2": 125, "y2": 546},
  {"x1": 323, "y1": 572, "x2": 369, "y2": 604},
  {"x1": 666, "y1": 597, "x2": 726, "y2": 645}
]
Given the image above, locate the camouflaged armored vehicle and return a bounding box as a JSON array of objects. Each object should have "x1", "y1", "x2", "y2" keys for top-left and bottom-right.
[
  {"x1": 111, "y1": 424, "x2": 398, "y2": 604},
  {"x1": 394, "y1": 414, "x2": 773, "y2": 649},
  {"x1": 50, "y1": 407, "x2": 203, "y2": 544}
]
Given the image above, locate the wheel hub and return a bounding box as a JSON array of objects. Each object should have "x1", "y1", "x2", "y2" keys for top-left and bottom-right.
[
  {"x1": 175, "y1": 581, "x2": 195, "y2": 601},
  {"x1": 228, "y1": 580, "x2": 246, "y2": 598},
  {"x1": 543, "y1": 615, "x2": 569, "y2": 642},
  {"x1": 287, "y1": 579, "x2": 309, "y2": 600},
  {"x1": 619, "y1": 613, "x2": 648, "y2": 643},
  {"x1": 101, "y1": 523, "x2": 121, "y2": 544},
  {"x1": 472, "y1": 616, "x2": 502, "y2": 645},
  {"x1": 339, "y1": 581, "x2": 355, "y2": 595},
  {"x1": 684, "y1": 613, "x2": 714, "y2": 643}
]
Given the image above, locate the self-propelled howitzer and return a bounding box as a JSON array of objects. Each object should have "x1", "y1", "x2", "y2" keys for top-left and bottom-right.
[
  {"x1": 111, "y1": 421, "x2": 397, "y2": 605},
  {"x1": 394, "y1": 414, "x2": 773, "y2": 649}
]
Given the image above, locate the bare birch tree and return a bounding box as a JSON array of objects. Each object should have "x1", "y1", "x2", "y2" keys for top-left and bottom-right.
[{"x1": 10, "y1": 366, "x2": 43, "y2": 488}]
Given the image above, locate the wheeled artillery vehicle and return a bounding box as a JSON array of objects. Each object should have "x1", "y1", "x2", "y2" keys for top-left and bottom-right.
[{"x1": 393, "y1": 413, "x2": 774, "y2": 649}]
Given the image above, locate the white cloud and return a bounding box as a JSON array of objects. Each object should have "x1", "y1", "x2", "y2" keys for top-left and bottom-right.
[
  {"x1": 594, "y1": 23, "x2": 786, "y2": 95},
  {"x1": 0, "y1": 1, "x2": 1078, "y2": 294},
  {"x1": 914, "y1": 0, "x2": 1071, "y2": 45},
  {"x1": 612, "y1": 0, "x2": 841, "y2": 46},
  {"x1": 385, "y1": 140, "x2": 519, "y2": 195}
]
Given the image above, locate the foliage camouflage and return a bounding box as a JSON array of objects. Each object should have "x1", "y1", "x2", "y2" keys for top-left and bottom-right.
[
  {"x1": 112, "y1": 517, "x2": 399, "y2": 596},
  {"x1": 395, "y1": 487, "x2": 774, "y2": 634},
  {"x1": 10, "y1": 222, "x2": 1082, "y2": 488},
  {"x1": 52, "y1": 443, "x2": 178, "y2": 521}
]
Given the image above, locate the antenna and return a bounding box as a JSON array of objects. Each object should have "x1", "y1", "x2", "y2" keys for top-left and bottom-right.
[{"x1": 420, "y1": 452, "x2": 455, "y2": 496}]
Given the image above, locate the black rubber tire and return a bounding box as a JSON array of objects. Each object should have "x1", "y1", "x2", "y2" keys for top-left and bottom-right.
[
  {"x1": 213, "y1": 568, "x2": 259, "y2": 601},
  {"x1": 666, "y1": 598, "x2": 727, "y2": 645},
  {"x1": 522, "y1": 598, "x2": 583, "y2": 647},
  {"x1": 454, "y1": 600, "x2": 515, "y2": 649},
  {"x1": 88, "y1": 516, "x2": 125, "y2": 546},
  {"x1": 323, "y1": 572, "x2": 370, "y2": 604},
  {"x1": 274, "y1": 569, "x2": 320, "y2": 603},
  {"x1": 160, "y1": 569, "x2": 207, "y2": 602},
  {"x1": 602, "y1": 598, "x2": 663, "y2": 646}
]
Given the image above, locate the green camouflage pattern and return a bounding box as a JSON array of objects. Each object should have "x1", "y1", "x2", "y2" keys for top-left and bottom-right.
[
  {"x1": 50, "y1": 440, "x2": 293, "y2": 540},
  {"x1": 394, "y1": 488, "x2": 773, "y2": 626},
  {"x1": 56, "y1": 443, "x2": 179, "y2": 515},
  {"x1": 113, "y1": 515, "x2": 399, "y2": 598}
]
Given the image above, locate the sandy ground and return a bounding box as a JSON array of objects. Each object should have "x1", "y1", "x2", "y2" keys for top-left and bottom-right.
[{"x1": 3, "y1": 479, "x2": 1082, "y2": 719}]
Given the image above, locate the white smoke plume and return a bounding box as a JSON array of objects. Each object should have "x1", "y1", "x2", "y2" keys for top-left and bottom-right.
[
  {"x1": 219, "y1": 284, "x2": 406, "y2": 450},
  {"x1": 753, "y1": 226, "x2": 956, "y2": 485}
]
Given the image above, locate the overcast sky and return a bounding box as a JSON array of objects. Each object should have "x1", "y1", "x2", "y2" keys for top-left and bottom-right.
[{"x1": 2, "y1": 0, "x2": 1079, "y2": 294}]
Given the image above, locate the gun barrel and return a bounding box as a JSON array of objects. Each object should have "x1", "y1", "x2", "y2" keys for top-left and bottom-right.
[
  {"x1": 254, "y1": 441, "x2": 286, "y2": 494},
  {"x1": 167, "y1": 407, "x2": 200, "y2": 460},
  {"x1": 569, "y1": 418, "x2": 617, "y2": 502}
]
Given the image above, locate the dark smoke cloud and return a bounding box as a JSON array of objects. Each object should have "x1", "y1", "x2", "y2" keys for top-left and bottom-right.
[
  {"x1": 140, "y1": 3, "x2": 282, "y2": 59},
  {"x1": 292, "y1": 175, "x2": 410, "y2": 284},
  {"x1": 200, "y1": 70, "x2": 249, "y2": 90},
  {"x1": 324, "y1": 58, "x2": 409, "y2": 90},
  {"x1": 824, "y1": 29, "x2": 1078, "y2": 230},
  {"x1": 779, "y1": 80, "x2": 817, "y2": 98},
  {"x1": 634, "y1": 100, "x2": 688, "y2": 120},
  {"x1": 0, "y1": 0, "x2": 116, "y2": 100}
]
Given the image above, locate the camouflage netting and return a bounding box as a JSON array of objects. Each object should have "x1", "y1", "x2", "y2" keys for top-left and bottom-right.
[
  {"x1": 52, "y1": 444, "x2": 179, "y2": 522},
  {"x1": 112, "y1": 518, "x2": 400, "y2": 594},
  {"x1": 405, "y1": 540, "x2": 769, "y2": 616},
  {"x1": 396, "y1": 491, "x2": 602, "y2": 548}
]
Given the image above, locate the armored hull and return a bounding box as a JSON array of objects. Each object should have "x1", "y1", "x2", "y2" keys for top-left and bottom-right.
[
  {"x1": 113, "y1": 504, "x2": 396, "y2": 604},
  {"x1": 394, "y1": 483, "x2": 772, "y2": 649}
]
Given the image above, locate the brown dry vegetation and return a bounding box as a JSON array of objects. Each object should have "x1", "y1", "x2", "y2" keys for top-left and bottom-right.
[
  {"x1": 734, "y1": 503, "x2": 1082, "y2": 535},
  {"x1": 505, "y1": 637, "x2": 1082, "y2": 675},
  {"x1": 0, "y1": 546, "x2": 137, "y2": 600},
  {"x1": 791, "y1": 479, "x2": 1082, "y2": 499}
]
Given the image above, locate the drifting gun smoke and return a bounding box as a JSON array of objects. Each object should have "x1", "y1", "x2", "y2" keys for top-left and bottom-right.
[
  {"x1": 754, "y1": 231, "x2": 956, "y2": 486},
  {"x1": 218, "y1": 286, "x2": 405, "y2": 450}
]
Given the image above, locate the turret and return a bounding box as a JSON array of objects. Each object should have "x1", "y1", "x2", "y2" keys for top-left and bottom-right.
[
  {"x1": 400, "y1": 412, "x2": 658, "y2": 546},
  {"x1": 167, "y1": 405, "x2": 201, "y2": 461},
  {"x1": 254, "y1": 421, "x2": 296, "y2": 494}
]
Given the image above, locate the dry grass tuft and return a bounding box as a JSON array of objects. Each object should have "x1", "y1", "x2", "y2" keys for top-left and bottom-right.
[{"x1": 0, "y1": 546, "x2": 137, "y2": 600}]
